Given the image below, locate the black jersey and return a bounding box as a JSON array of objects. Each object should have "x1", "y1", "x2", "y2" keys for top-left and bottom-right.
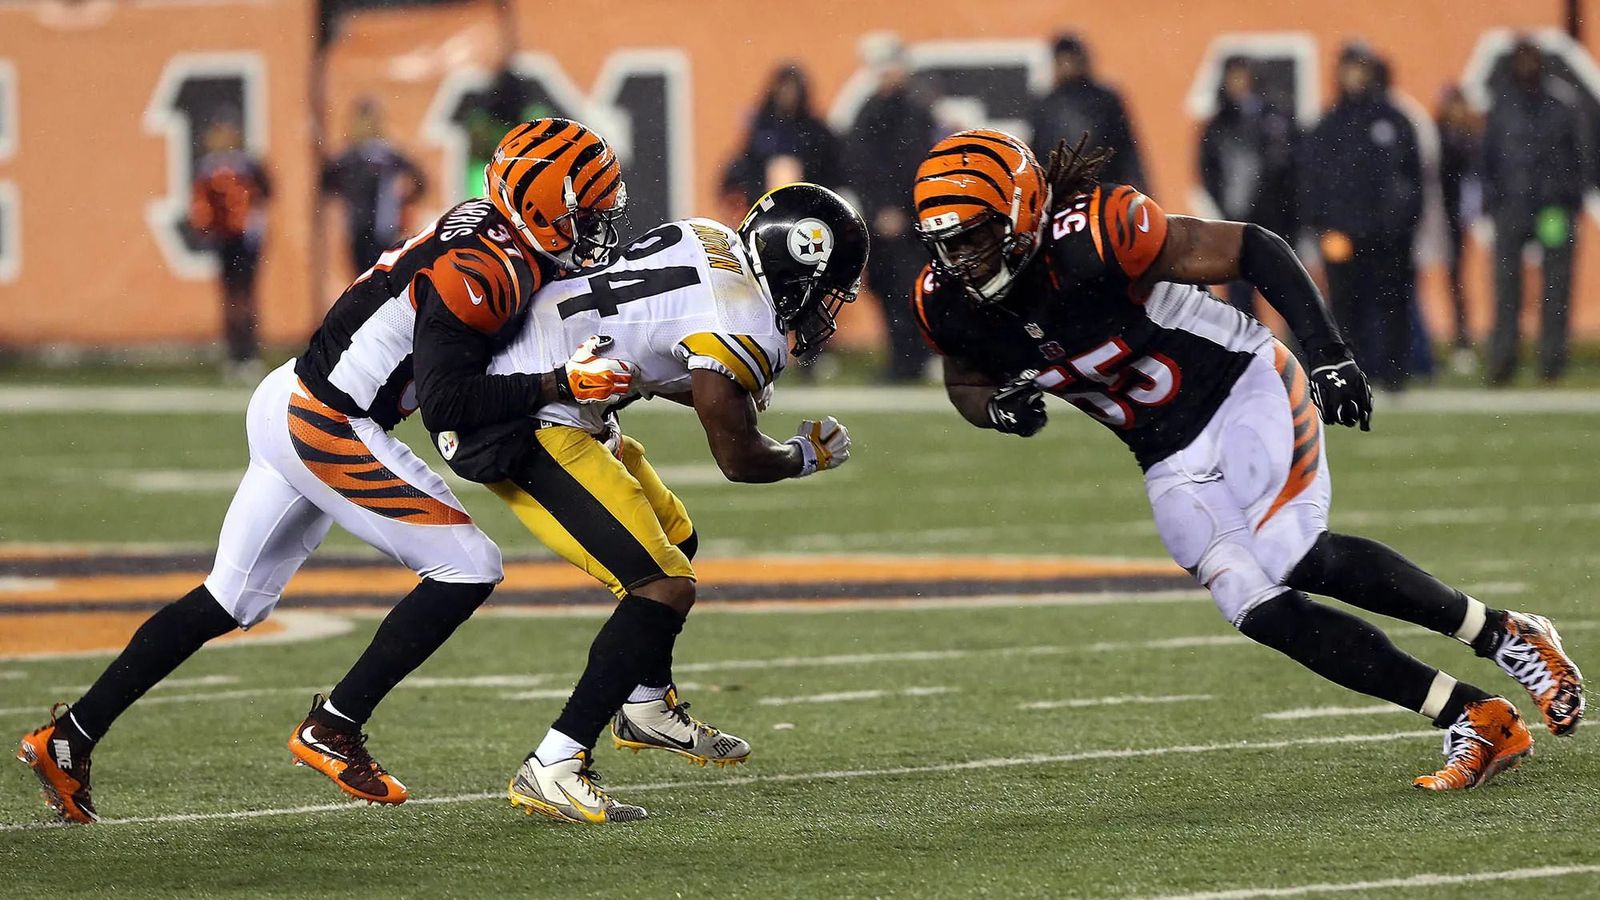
[
  {"x1": 295, "y1": 198, "x2": 547, "y2": 430},
  {"x1": 913, "y1": 184, "x2": 1271, "y2": 470}
]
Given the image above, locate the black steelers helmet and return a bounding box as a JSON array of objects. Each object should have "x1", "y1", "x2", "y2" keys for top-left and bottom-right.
[{"x1": 738, "y1": 183, "x2": 869, "y2": 360}]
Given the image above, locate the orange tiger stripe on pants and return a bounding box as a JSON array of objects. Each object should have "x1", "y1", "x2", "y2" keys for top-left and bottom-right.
[
  {"x1": 1257, "y1": 342, "x2": 1323, "y2": 531},
  {"x1": 287, "y1": 385, "x2": 471, "y2": 526}
]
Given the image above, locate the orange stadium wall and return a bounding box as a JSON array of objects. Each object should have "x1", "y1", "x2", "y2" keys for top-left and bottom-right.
[{"x1": 0, "y1": 0, "x2": 1590, "y2": 350}]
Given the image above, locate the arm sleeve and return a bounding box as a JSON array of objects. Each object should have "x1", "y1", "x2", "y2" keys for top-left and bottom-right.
[{"x1": 1239, "y1": 222, "x2": 1349, "y2": 361}]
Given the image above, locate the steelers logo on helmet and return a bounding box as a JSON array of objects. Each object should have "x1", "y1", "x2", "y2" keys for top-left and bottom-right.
[{"x1": 787, "y1": 218, "x2": 834, "y2": 266}]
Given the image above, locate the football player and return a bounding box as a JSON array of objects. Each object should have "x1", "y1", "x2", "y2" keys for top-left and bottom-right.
[
  {"x1": 16, "y1": 119, "x2": 635, "y2": 823},
  {"x1": 910, "y1": 130, "x2": 1583, "y2": 791},
  {"x1": 436, "y1": 183, "x2": 867, "y2": 822}
]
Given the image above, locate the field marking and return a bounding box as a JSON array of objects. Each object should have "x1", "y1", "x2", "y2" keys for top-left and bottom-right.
[
  {"x1": 407, "y1": 675, "x2": 548, "y2": 689},
  {"x1": 1260, "y1": 704, "x2": 1409, "y2": 721},
  {"x1": 51, "y1": 673, "x2": 239, "y2": 693},
  {"x1": 9, "y1": 384, "x2": 1600, "y2": 416},
  {"x1": 758, "y1": 686, "x2": 956, "y2": 706},
  {"x1": 0, "y1": 610, "x2": 356, "y2": 662},
  {"x1": 1140, "y1": 864, "x2": 1600, "y2": 900},
  {"x1": 475, "y1": 589, "x2": 1208, "y2": 619},
  {"x1": 1021, "y1": 694, "x2": 1213, "y2": 711},
  {"x1": 0, "y1": 577, "x2": 56, "y2": 592},
  {"x1": 0, "y1": 724, "x2": 1459, "y2": 833}
]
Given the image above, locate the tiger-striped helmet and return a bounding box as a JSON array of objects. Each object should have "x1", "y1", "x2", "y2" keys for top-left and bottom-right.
[
  {"x1": 484, "y1": 118, "x2": 627, "y2": 271},
  {"x1": 912, "y1": 129, "x2": 1050, "y2": 305}
]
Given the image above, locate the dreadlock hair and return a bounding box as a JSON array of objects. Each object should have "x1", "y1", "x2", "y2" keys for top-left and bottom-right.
[{"x1": 1044, "y1": 134, "x2": 1115, "y2": 211}]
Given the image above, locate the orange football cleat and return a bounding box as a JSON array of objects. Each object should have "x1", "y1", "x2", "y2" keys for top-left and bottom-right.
[
  {"x1": 1491, "y1": 612, "x2": 1584, "y2": 736},
  {"x1": 1414, "y1": 697, "x2": 1533, "y2": 791},
  {"x1": 287, "y1": 694, "x2": 409, "y2": 805},
  {"x1": 16, "y1": 704, "x2": 98, "y2": 824}
]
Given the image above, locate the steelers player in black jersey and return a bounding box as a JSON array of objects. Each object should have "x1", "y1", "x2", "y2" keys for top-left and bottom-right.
[
  {"x1": 910, "y1": 130, "x2": 1582, "y2": 791},
  {"x1": 17, "y1": 120, "x2": 636, "y2": 823}
]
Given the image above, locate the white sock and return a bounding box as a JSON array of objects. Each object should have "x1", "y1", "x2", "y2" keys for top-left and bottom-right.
[
  {"x1": 534, "y1": 729, "x2": 585, "y2": 765},
  {"x1": 1452, "y1": 596, "x2": 1488, "y2": 646},
  {"x1": 627, "y1": 684, "x2": 670, "y2": 703},
  {"x1": 320, "y1": 698, "x2": 356, "y2": 726},
  {"x1": 1419, "y1": 672, "x2": 1459, "y2": 721}
]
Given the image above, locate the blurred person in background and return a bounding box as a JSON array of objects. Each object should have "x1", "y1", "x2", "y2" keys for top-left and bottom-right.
[
  {"x1": 1301, "y1": 42, "x2": 1422, "y2": 391},
  {"x1": 1436, "y1": 85, "x2": 1483, "y2": 374},
  {"x1": 1028, "y1": 33, "x2": 1148, "y2": 191},
  {"x1": 843, "y1": 32, "x2": 937, "y2": 382},
  {"x1": 322, "y1": 98, "x2": 428, "y2": 277},
  {"x1": 722, "y1": 63, "x2": 843, "y2": 210},
  {"x1": 1483, "y1": 37, "x2": 1587, "y2": 386},
  {"x1": 1199, "y1": 56, "x2": 1299, "y2": 315},
  {"x1": 189, "y1": 114, "x2": 271, "y2": 382}
]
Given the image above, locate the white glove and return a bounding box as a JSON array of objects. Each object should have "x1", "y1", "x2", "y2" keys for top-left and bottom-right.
[
  {"x1": 558, "y1": 335, "x2": 633, "y2": 405},
  {"x1": 598, "y1": 413, "x2": 623, "y2": 459},
  {"x1": 754, "y1": 382, "x2": 774, "y2": 412},
  {"x1": 785, "y1": 416, "x2": 850, "y2": 477}
]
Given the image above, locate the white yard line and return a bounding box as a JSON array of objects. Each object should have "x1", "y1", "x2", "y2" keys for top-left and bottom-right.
[
  {"x1": 51, "y1": 674, "x2": 239, "y2": 693},
  {"x1": 1260, "y1": 704, "x2": 1410, "y2": 722},
  {"x1": 475, "y1": 590, "x2": 1206, "y2": 619},
  {"x1": 1020, "y1": 694, "x2": 1213, "y2": 711},
  {"x1": 758, "y1": 686, "x2": 956, "y2": 706},
  {"x1": 1139, "y1": 864, "x2": 1600, "y2": 900},
  {"x1": 0, "y1": 725, "x2": 1454, "y2": 833}
]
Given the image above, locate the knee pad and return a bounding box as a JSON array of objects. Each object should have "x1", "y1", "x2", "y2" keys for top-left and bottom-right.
[{"x1": 1195, "y1": 539, "x2": 1282, "y2": 628}]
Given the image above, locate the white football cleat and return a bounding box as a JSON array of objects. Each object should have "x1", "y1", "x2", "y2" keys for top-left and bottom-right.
[
  {"x1": 611, "y1": 687, "x2": 751, "y2": 768},
  {"x1": 507, "y1": 749, "x2": 647, "y2": 825}
]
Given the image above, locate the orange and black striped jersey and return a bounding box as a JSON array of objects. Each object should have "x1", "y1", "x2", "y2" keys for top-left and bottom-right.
[
  {"x1": 913, "y1": 184, "x2": 1274, "y2": 470},
  {"x1": 295, "y1": 198, "x2": 549, "y2": 430}
]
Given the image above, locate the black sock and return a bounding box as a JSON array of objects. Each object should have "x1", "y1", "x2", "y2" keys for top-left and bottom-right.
[
  {"x1": 553, "y1": 594, "x2": 685, "y2": 748},
  {"x1": 1239, "y1": 590, "x2": 1450, "y2": 713},
  {"x1": 1288, "y1": 533, "x2": 1471, "y2": 636},
  {"x1": 636, "y1": 534, "x2": 696, "y2": 690},
  {"x1": 1432, "y1": 680, "x2": 1495, "y2": 728},
  {"x1": 1471, "y1": 608, "x2": 1511, "y2": 658},
  {"x1": 70, "y1": 585, "x2": 238, "y2": 741},
  {"x1": 326, "y1": 579, "x2": 493, "y2": 726}
]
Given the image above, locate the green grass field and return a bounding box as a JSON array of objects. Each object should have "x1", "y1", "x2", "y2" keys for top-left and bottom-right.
[{"x1": 3, "y1": 379, "x2": 1600, "y2": 898}]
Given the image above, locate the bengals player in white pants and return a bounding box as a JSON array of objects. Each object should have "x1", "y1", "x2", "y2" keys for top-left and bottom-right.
[
  {"x1": 911, "y1": 130, "x2": 1583, "y2": 793},
  {"x1": 18, "y1": 119, "x2": 635, "y2": 823}
]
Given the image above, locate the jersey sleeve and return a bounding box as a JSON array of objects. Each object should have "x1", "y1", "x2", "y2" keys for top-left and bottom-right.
[
  {"x1": 675, "y1": 332, "x2": 782, "y2": 393},
  {"x1": 411, "y1": 237, "x2": 546, "y2": 433},
  {"x1": 910, "y1": 264, "x2": 955, "y2": 356},
  {"x1": 1096, "y1": 184, "x2": 1168, "y2": 281},
  {"x1": 422, "y1": 235, "x2": 536, "y2": 336}
]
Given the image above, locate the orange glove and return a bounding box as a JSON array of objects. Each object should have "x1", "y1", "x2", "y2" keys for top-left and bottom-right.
[{"x1": 557, "y1": 335, "x2": 633, "y2": 405}]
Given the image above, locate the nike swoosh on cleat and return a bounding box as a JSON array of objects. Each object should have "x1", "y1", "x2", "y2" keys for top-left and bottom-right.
[
  {"x1": 633, "y1": 723, "x2": 698, "y2": 752},
  {"x1": 298, "y1": 726, "x2": 347, "y2": 762},
  {"x1": 554, "y1": 784, "x2": 608, "y2": 823}
]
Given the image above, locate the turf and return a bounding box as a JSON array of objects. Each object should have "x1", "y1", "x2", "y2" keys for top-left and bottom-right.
[{"x1": 3, "y1": 388, "x2": 1600, "y2": 898}]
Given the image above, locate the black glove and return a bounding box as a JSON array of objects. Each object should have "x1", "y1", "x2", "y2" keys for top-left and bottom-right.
[
  {"x1": 987, "y1": 371, "x2": 1048, "y2": 437},
  {"x1": 1308, "y1": 357, "x2": 1373, "y2": 431}
]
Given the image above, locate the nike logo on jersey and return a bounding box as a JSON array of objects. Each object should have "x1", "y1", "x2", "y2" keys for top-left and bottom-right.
[
  {"x1": 1136, "y1": 204, "x2": 1151, "y2": 233},
  {"x1": 466, "y1": 283, "x2": 485, "y2": 306}
]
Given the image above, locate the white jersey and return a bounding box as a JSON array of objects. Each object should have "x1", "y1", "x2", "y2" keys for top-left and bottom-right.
[{"x1": 491, "y1": 218, "x2": 789, "y2": 432}]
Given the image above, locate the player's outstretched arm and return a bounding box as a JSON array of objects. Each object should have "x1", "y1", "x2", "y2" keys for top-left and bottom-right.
[
  {"x1": 1143, "y1": 217, "x2": 1372, "y2": 430},
  {"x1": 942, "y1": 356, "x2": 1046, "y2": 437},
  {"x1": 691, "y1": 369, "x2": 848, "y2": 483}
]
